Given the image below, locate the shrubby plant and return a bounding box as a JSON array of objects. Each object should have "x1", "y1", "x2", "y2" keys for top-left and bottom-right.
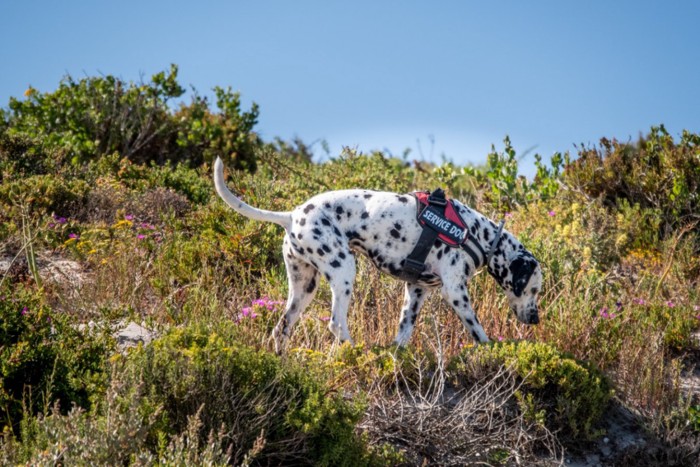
[
  {"x1": 0, "y1": 285, "x2": 109, "y2": 436},
  {"x1": 564, "y1": 125, "x2": 700, "y2": 237},
  {"x1": 450, "y1": 341, "x2": 612, "y2": 439},
  {"x1": 118, "y1": 324, "x2": 378, "y2": 466},
  {"x1": 1, "y1": 64, "x2": 261, "y2": 171}
]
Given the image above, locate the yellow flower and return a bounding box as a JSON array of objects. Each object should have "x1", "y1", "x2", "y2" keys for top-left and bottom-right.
[
  {"x1": 583, "y1": 246, "x2": 592, "y2": 260},
  {"x1": 24, "y1": 87, "x2": 35, "y2": 97},
  {"x1": 615, "y1": 234, "x2": 629, "y2": 249}
]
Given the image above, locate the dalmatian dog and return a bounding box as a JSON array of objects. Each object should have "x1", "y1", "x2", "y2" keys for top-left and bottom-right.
[{"x1": 214, "y1": 157, "x2": 542, "y2": 353}]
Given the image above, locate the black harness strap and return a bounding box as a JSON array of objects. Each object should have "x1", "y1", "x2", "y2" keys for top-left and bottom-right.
[
  {"x1": 401, "y1": 189, "x2": 448, "y2": 282},
  {"x1": 461, "y1": 242, "x2": 483, "y2": 269}
]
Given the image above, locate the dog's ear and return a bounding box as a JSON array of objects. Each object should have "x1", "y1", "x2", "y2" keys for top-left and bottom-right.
[{"x1": 509, "y1": 253, "x2": 537, "y2": 297}]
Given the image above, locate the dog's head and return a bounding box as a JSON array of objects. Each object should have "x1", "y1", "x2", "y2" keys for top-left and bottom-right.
[{"x1": 501, "y1": 251, "x2": 542, "y2": 325}]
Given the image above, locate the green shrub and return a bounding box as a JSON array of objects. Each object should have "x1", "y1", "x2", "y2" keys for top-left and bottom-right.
[
  {"x1": 335, "y1": 343, "x2": 433, "y2": 391},
  {"x1": 449, "y1": 341, "x2": 613, "y2": 439},
  {"x1": 462, "y1": 136, "x2": 567, "y2": 210},
  {"x1": 0, "y1": 378, "x2": 232, "y2": 466},
  {"x1": 2, "y1": 65, "x2": 262, "y2": 172},
  {"x1": 121, "y1": 324, "x2": 375, "y2": 466},
  {"x1": 0, "y1": 286, "x2": 109, "y2": 436},
  {"x1": 0, "y1": 133, "x2": 60, "y2": 180},
  {"x1": 564, "y1": 125, "x2": 700, "y2": 236},
  {"x1": 0, "y1": 174, "x2": 90, "y2": 219}
]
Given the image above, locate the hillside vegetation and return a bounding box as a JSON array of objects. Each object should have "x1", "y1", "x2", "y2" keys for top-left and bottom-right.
[{"x1": 1, "y1": 66, "x2": 699, "y2": 465}]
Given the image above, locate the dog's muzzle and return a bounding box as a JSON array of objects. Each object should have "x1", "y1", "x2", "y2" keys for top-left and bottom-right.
[
  {"x1": 514, "y1": 306, "x2": 540, "y2": 325},
  {"x1": 526, "y1": 305, "x2": 539, "y2": 325}
]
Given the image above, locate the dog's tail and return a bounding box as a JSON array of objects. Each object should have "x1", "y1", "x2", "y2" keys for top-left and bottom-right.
[{"x1": 214, "y1": 157, "x2": 293, "y2": 229}]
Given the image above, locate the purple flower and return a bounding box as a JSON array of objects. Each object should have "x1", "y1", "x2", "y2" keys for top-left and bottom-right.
[
  {"x1": 53, "y1": 214, "x2": 67, "y2": 224},
  {"x1": 666, "y1": 301, "x2": 675, "y2": 308},
  {"x1": 241, "y1": 306, "x2": 252, "y2": 317},
  {"x1": 319, "y1": 316, "x2": 331, "y2": 322},
  {"x1": 497, "y1": 336, "x2": 504, "y2": 342},
  {"x1": 633, "y1": 298, "x2": 646, "y2": 306},
  {"x1": 21, "y1": 306, "x2": 28, "y2": 316},
  {"x1": 125, "y1": 214, "x2": 134, "y2": 221},
  {"x1": 548, "y1": 210, "x2": 556, "y2": 217},
  {"x1": 600, "y1": 307, "x2": 609, "y2": 319},
  {"x1": 68, "y1": 233, "x2": 79, "y2": 240},
  {"x1": 136, "y1": 234, "x2": 146, "y2": 240},
  {"x1": 504, "y1": 212, "x2": 513, "y2": 219},
  {"x1": 615, "y1": 301, "x2": 623, "y2": 312}
]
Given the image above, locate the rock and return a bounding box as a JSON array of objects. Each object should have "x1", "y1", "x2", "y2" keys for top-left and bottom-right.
[{"x1": 114, "y1": 321, "x2": 156, "y2": 348}]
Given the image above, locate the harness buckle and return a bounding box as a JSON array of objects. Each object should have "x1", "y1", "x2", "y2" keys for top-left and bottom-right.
[
  {"x1": 427, "y1": 188, "x2": 448, "y2": 207},
  {"x1": 402, "y1": 258, "x2": 427, "y2": 277},
  {"x1": 428, "y1": 196, "x2": 447, "y2": 207}
]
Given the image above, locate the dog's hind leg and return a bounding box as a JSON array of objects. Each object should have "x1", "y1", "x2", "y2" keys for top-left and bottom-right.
[
  {"x1": 272, "y1": 237, "x2": 320, "y2": 354},
  {"x1": 394, "y1": 283, "x2": 427, "y2": 346}
]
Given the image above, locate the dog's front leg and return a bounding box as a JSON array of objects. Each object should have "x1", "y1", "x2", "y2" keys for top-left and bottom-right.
[
  {"x1": 325, "y1": 259, "x2": 356, "y2": 345},
  {"x1": 440, "y1": 285, "x2": 490, "y2": 344},
  {"x1": 394, "y1": 283, "x2": 427, "y2": 346}
]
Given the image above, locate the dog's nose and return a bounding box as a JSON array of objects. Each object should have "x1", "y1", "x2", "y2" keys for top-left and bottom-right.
[{"x1": 528, "y1": 314, "x2": 539, "y2": 325}]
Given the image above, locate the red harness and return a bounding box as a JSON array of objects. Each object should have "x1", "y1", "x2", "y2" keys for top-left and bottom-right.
[
  {"x1": 412, "y1": 191, "x2": 468, "y2": 247},
  {"x1": 398, "y1": 188, "x2": 471, "y2": 281},
  {"x1": 400, "y1": 189, "x2": 504, "y2": 282}
]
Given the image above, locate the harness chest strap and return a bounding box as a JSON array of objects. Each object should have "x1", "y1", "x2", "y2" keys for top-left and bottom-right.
[
  {"x1": 401, "y1": 189, "x2": 449, "y2": 281},
  {"x1": 400, "y1": 189, "x2": 505, "y2": 282}
]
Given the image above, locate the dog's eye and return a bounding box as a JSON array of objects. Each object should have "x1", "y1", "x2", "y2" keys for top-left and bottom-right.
[{"x1": 530, "y1": 287, "x2": 539, "y2": 295}]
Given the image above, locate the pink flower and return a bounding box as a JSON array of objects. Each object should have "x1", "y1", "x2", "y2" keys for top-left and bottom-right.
[
  {"x1": 21, "y1": 306, "x2": 28, "y2": 316},
  {"x1": 504, "y1": 212, "x2": 513, "y2": 219},
  {"x1": 693, "y1": 305, "x2": 699, "y2": 312},
  {"x1": 319, "y1": 316, "x2": 331, "y2": 322},
  {"x1": 666, "y1": 301, "x2": 675, "y2": 308},
  {"x1": 599, "y1": 306, "x2": 609, "y2": 319},
  {"x1": 497, "y1": 336, "x2": 504, "y2": 342},
  {"x1": 125, "y1": 214, "x2": 134, "y2": 221},
  {"x1": 68, "y1": 233, "x2": 79, "y2": 240},
  {"x1": 136, "y1": 234, "x2": 146, "y2": 240},
  {"x1": 548, "y1": 210, "x2": 556, "y2": 217},
  {"x1": 241, "y1": 307, "x2": 252, "y2": 317},
  {"x1": 251, "y1": 298, "x2": 284, "y2": 311}
]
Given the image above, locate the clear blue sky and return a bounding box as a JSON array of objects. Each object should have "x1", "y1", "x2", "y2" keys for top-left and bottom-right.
[{"x1": 2, "y1": 1, "x2": 699, "y2": 176}]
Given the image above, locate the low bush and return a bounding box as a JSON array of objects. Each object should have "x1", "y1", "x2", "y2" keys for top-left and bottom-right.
[
  {"x1": 564, "y1": 125, "x2": 700, "y2": 237},
  {"x1": 1, "y1": 64, "x2": 262, "y2": 172},
  {"x1": 119, "y1": 324, "x2": 376, "y2": 466},
  {"x1": 0, "y1": 285, "x2": 109, "y2": 436},
  {"x1": 449, "y1": 341, "x2": 613, "y2": 439}
]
